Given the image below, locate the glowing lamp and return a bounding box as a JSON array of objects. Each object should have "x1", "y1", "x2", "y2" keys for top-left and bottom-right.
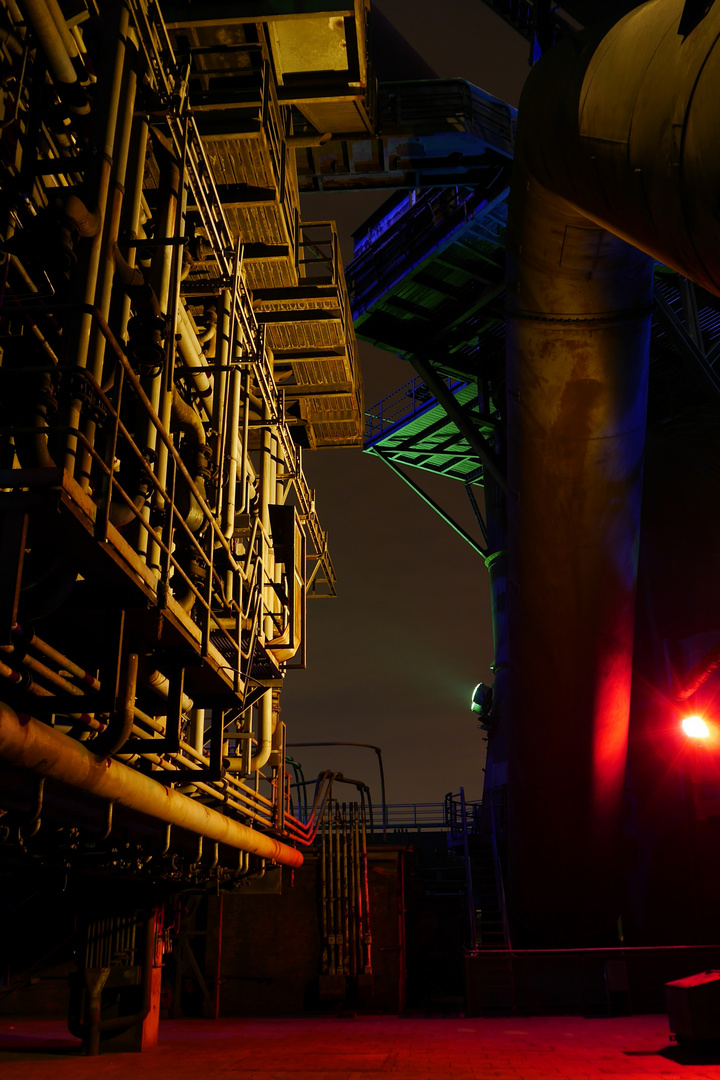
[
  {"x1": 471, "y1": 682, "x2": 493, "y2": 716},
  {"x1": 682, "y1": 715, "x2": 710, "y2": 739}
]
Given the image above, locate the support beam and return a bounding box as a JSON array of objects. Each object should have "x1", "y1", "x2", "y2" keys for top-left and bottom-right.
[
  {"x1": 372, "y1": 449, "x2": 486, "y2": 556},
  {"x1": 465, "y1": 483, "x2": 489, "y2": 548},
  {"x1": 409, "y1": 353, "x2": 507, "y2": 492},
  {"x1": 654, "y1": 286, "x2": 720, "y2": 398},
  {"x1": 272, "y1": 347, "x2": 346, "y2": 364}
]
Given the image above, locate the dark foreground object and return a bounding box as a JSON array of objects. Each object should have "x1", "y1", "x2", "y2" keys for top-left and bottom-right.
[
  {"x1": 666, "y1": 969, "x2": 720, "y2": 1046},
  {"x1": 2, "y1": 1015, "x2": 720, "y2": 1079}
]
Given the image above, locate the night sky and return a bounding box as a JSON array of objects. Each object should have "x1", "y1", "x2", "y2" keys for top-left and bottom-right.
[{"x1": 281, "y1": 3, "x2": 528, "y2": 809}]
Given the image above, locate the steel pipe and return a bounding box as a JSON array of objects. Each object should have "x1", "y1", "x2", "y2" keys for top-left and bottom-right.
[
  {"x1": 505, "y1": 180, "x2": 653, "y2": 946},
  {"x1": 222, "y1": 366, "x2": 241, "y2": 539},
  {"x1": 93, "y1": 653, "x2": 138, "y2": 757},
  {"x1": 177, "y1": 302, "x2": 213, "y2": 410},
  {"x1": 21, "y1": 0, "x2": 89, "y2": 113},
  {"x1": 212, "y1": 289, "x2": 231, "y2": 465},
  {"x1": 64, "y1": 1, "x2": 130, "y2": 479},
  {"x1": 26, "y1": 631, "x2": 102, "y2": 693},
  {"x1": 44, "y1": 0, "x2": 79, "y2": 61},
  {"x1": 516, "y1": 1, "x2": 720, "y2": 297},
  {"x1": 143, "y1": 666, "x2": 193, "y2": 712},
  {"x1": 504, "y1": 0, "x2": 720, "y2": 945},
  {"x1": 249, "y1": 690, "x2": 272, "y2": 773},
  {"x1": 0, "y1": 703, "x2": 303, "y2": 867}
]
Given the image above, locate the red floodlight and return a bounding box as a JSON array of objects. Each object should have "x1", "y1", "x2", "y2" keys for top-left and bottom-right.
[{"x1": 682, "y1": 715, "x2": 710, "y2": 740}]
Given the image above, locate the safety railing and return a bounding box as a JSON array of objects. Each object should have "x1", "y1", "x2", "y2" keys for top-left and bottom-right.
[
  {"x1": 347, "y1": 184, "x2": 504, "y2": 320},
  {"x1": 445, "y1": 790, "x2": 483, "y2": 839},
  {"x1": 365, "y1": 374, "x2": 468, "y2": 443},
  {"x1": 381, "y1": 803, "x2": 452, "y2": 831},
  {"x1": 0, "y1": 626, "x2": 284, "y2": 836},
  {"x1": 166, "y1": 31, "x2": 299, "y2": 272},
  {"x1": 0, "y1": 304, "x2": 253, "y2": 636},
  {"x1": 297, "y1": 219, "x2": 363, "y2": 414},
  {"x1": 0, "y1": 0, "x2": 343, "y2": 874}
]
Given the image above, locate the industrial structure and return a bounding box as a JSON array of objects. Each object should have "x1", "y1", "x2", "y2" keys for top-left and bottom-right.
[
  {"x1": 353, "y1": 0, "x2": 720, "y2": 953},
  {"x1": 2, "y1": 0, "x2": 720, "y2": 1046},
  {"x1": 351, "y1": 0, "x2": 720, "y2": 984}
]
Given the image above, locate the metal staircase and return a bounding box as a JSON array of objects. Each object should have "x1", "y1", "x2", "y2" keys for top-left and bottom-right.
[{"x1": 445, "y1": 788, "x2": 515, "y2": 1013}]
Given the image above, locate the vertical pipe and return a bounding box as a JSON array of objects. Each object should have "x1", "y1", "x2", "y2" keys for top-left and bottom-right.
[
  {"x1": 213, "y1": 290, "x2": 231, "y2": 422},
  {"x1": 249, "y1": 690, "x2": 272, "y2": 772},
  {"x1": 276, "y1": 718, "x2": 285, "y2": 834},
  {"x1": 239, "y1": 368, "x2": 251, "y2": 515},
  {"x1": 348, "y1": 804, "x2": 357, "y2": 978},
  {"x1": 113, "y1": 105, "x2": 149, "y2": 477},
  {"x1": 503, "y1": 0, "x2": 720, "y2": 943},
  {"x1": 151, "y1": 172, "x2": 187, "y2": 577},
  {"x1": 190, "y1": 708, "x2": 205, "y2": 756},
  {"x1": 213, "y1": 289, "x2": 231, "y2": 524},
  {"x1": 135, "y1": 132, "x2": 181, "y2": 569},
  {"x1": 87, "y1": 47, "x2": 137, "y2": 386},
  {"x1": 341, "y1": 803, "x2": 349, "y2": 974},
  {"x1": 354, "y1": 803, "x2": 362, "y2": 975},
  {"x1": 327, "y1": 801, "x2": 335, "y2": 976},
  {"x1": 320, "y1": 808, "x2": 328, "y2": 975},
  {"x1": 334, "y1": 801, "x2": 342, "y2": 977},
  {"x1": 360, "y1": 800, "x2": 371, "y2": 974},
  {"x1": 222, "y1": 368, "x2": 241, "y2": 538},
  {"x1": 480, "y1": 465, "x2": 509, "y2": 786},
  {"x1": 505, "y1": 176, "x2": 653, "y2": 945},
  {"x1": 214, "y1": 893, "x2": 223, "y2": 1020},
  {"x1": 341, "y1": 799, "x2": 345, "y2": 976},
  {"x1": 460, "y1": 787, "x2": 477, "y2": 953},
  {"x1": 260, "y1": 404, "x2": 276, "y2": 643},
  {"x1": 63, "y1": 1, "x2": 129, "y2": 480}
]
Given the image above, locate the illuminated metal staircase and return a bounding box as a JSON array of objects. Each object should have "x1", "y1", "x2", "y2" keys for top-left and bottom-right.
[{"x1": 346, "y1": 178, "x2": 508, "y2": 549}]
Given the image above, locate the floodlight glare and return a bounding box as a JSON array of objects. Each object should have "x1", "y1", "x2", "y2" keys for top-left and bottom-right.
[
  {"x1": 682, "y1": 715, "x2": 710, "y2": 739},
  {"x1": 471, "y1": 682, "x2": 493, "y2": 716}
]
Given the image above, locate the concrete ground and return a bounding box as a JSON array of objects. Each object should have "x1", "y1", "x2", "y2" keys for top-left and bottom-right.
[{"x1": 2, "y1": 1015, "x2": 720, "y2": 1079}]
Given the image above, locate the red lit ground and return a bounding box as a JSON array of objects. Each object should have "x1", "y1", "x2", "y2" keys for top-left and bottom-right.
[{"x1": 2, "y1": 1015, "x2": 720, "y2": 1079}]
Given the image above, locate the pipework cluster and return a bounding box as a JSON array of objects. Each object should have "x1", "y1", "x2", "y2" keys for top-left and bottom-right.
[{"x1": 0, "y1": 0, "x2": 363, "y2": 878}]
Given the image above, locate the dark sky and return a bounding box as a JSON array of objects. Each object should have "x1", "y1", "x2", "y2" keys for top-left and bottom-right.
[{"x1": 281, "y1": 3, "x2": 528, "y2": 808}]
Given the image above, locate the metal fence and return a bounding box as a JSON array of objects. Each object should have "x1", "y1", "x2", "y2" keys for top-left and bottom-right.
[{"x1": 381, "y1": 801, "x2": 480, "y2": 833}]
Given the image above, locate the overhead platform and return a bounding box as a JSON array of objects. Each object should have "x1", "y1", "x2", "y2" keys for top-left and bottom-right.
[
  {"x1": 365, "y1": 376, "x2": 487, "y2": 487},
  {"x1": 349, "y1": 184, "x2": 508, "y2": 366},
  {"x1": 254, "y1": 222, "x2": 364, "y2": 449},
  {"x1": 163, "y1": 0, "x2": 374, "y2": 133},
  {"x1": 348, "y1": 119, "x2": 720, "y2": 526},
  {"x1": 297, "y1": 79, "x2": 516, "y2": 192},
  {"x1": 166, "y1": 6, "x2": 366, "y2": 446},
  {"x1": 347, "y1": 181, "x2": 508, "y2": 504}
]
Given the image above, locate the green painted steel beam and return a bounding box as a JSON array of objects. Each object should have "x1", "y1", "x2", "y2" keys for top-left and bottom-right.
[{"x1": 372, "y1": 449, "x2": 487, "y2": 557}]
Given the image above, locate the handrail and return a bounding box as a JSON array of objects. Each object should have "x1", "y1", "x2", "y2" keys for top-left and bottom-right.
[
  {"x1": 0, "y1": 0, "x2": 345, "y2": 870},
  {"x1": 365, "y1": 374, "x2": 468, "y2": 443}
]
